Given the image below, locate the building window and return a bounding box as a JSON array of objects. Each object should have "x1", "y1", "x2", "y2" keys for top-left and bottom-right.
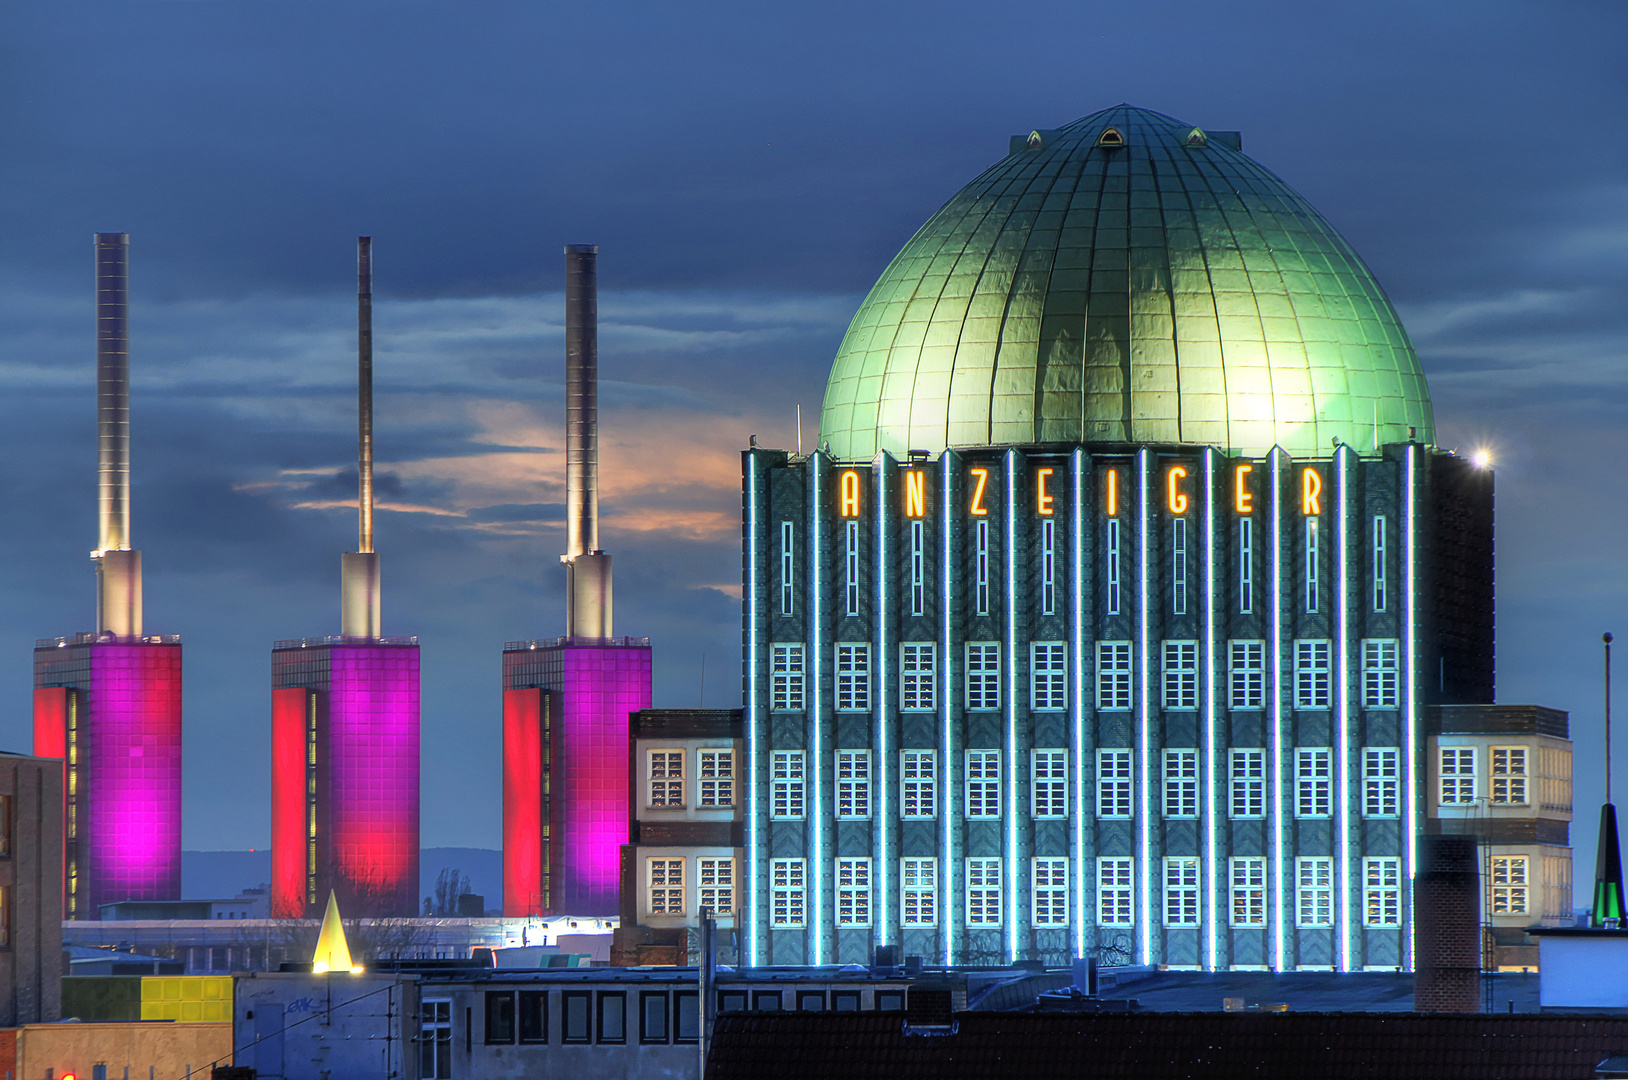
[
  {"x1": 900, "y1": 643, "x2": 936, "y2": 711},
  {"x1": 1041, "y1": 519, "x2": 1057, "y2": 615},
  {"x1": 771, "y1": 858, "x2": 805, "y2": 927},
  {"x1": 966, "y1": 749, "x2": 1002, "y2": 818},
  {"x1": 563, "y1": 991, "x2": 591, "y2": 1044},
  {"x1": 836, "y1": 858, "x2": 871, "y2": 927},
  {"x1": 1364, "y1": 857, "x2": 1401, "y2": 927},
  {"x1": 1033, "y1": 857, "x2": 1069, "y2": 927},
  {"x1": 1296, "y1": 857, "x2": 1333, "y2": 927},
  {"x1": 781, "y1": 520, "x2": 795, "y2": 616},
  {"x1": 1363, "y1": 747, "x2": 1400, "y2": 818},
  {"x1": 1230, "y1": 748, "x2": 1265, "y2": 819},
  {"x1": 1172, "y1": 516, "x2": 1189, "y2": 615},
  {"x1": 1228, "y1": 639, "x2": 1265, "y2": 710},
  {"x1": 966, "y1": 642, "x2": 1002, "y2": 711},
  {"x1": 1492, "y1": 746, "x2": 1529, "y2": 805},
  {"x1": 420, "y1": 1000, "x2": 452, "y2": 1080},
  {"x1": 639, "y1": 991, "x2": 668, "y2": 1044},
  {"x1": 1294, "y1": 640, "x2": 1331, "y2": 709},
  {"x1": 967, "y1": 858, "x2": 1003, "y2": 925},
  {"x1": 901, "y1": 749, "x2": 937, "y2": 819},
  {"x1": 1372, "y1": 516, "x2": 1387, "y2": 612},
  {"x1": 975, "y1": 519, "x2": 991, "y2": 616},
  {"x1": 1230, "y1": 857, "x2": 1266, "y2": 927},
  {"x1": 1362, "y1": 640, "x2": 1400, "y2": 708},
  {"x1": 1096, "y1": 641, "x2": 1133, "y2": 710},
  {"x1": 699, "y1": 750, "x2": 734, "y2": 808},
  {"x1": 836, "y1": 750, "x2": 871, "y2": 819},
  {"x1": 598, "y1": 992, "x2": 627, "y2": 1044},
  {"x1": 698, "y1": 858, "x2": 734, "y2": 916},
  {"x1": 1097, "y1": 857, "x2": 1134, "y2": 926},
  {"x1": 910, "y1": 520, "x2": 926, "y2": 617},
  {"x1": 1032, "y1": 749, "x2": 1067, "y2": 818},
  {"x1": 901, "y1": 858, "x2": 937, "y2": 927},
  {"x1": 1305, "y1": 517, "x2": 1319, "y2": 613},
  {"x1": 835, "y1": 644, "x2": 871, "y2": 712},
  {"x1": 845, "y1": 520, "x2": 861, "y2": 617},
  {"x1": 1163, "y1": 748, "x2": 1198, "y2": 818},
  {"x1": 520, "y1": 990, "x2": 547, "y2": 1044},
  {"x1": 485, "y1": 990, "x2": 516, "y2": 1044},
  {"x1": 649, "y1": 751, "x2": 685, "y2": 808},
  {"x1": 1491, "y1": 855, "x2": 1529, "y2": 914},
  {"x1": 675, "y1": 992, "x2": 700, "y2": 1042},
  {"x1": 1031, "y1": 642, "x2": 1067, "y2": 711},
  {"x1": 1106, "y1": 518, "x2": 1122, "y2": 615},
  {"x1": 1097, "y1": 748, "x2": 1133, "y2": 819},
  {"x1": 770, "y1": 643, "x2": 805, "y2": 712},
  {"x1": 1164, "y1": 858, "x2": 1200, "y2": 927},
  {"x1": 1296, "y1": 747, "x2": 1332, "y2": 818},
  {"x1": 1238, "y1": 517, "x2": 1254, "y2": 614},
  {"x1": 649, "y1": 859, "x2": 684, "y2": 915},
  {"x1": 1440, "y1": 746, "x2": 1477, "y2": 805},
  {"x1": 1162, "y1": 640, "x2": 1198, "y2": 710},
  {"x1": 771, "y1": 750, "x2": 805, "y2": 820}
]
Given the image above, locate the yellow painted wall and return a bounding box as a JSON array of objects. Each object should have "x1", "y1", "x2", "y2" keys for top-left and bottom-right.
[
  {"x1": 141, "y1": 976, "x2": 233, "y2": 1022},
  {"x1": 17, "y1": 1021, "x2": 232, "y2": 1079}
]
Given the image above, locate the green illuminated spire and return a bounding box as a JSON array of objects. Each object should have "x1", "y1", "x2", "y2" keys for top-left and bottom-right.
[{"x1": 819, "y1": 105, "x2": 1434, "y2": 460}]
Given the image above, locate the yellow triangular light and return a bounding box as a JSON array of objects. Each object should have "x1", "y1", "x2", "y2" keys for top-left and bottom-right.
[{"x1": 311, "y1": 890, "x2": 362, "y2": 974}]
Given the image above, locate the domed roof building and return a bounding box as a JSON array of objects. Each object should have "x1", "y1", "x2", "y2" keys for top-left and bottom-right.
[
  {"x1": 734, "y1": 106, "x2": 1516, "y2": 978},
  {"x1": 820, "y1": 105, "x2": 1432, "y2": 460}
]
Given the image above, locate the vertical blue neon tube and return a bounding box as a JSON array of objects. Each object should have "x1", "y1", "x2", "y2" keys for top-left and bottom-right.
[
  {"x1": 1136, "y1": 448, "x2": 1152, "y2": 966},
  {"x1": 810, "y1": 457, "x2": 825, "y2": 961},
  {"x1": 1072, "y1": 449, "x2": 1087, "y2": 957},
  {"x1": 1403, "y1": 444, "x2": 1418, "y2": 971},
  {"x1": 1202, "y1": 449, "x2": 1218, "y2": 971},
  {"x1": 746, "y1": 452, "x2": 762, "y2": 965},
  {"x1": 875, "y1": 457, "x2": 890, "y2": 947},
  {"x1": 1005, "y1": 450, "x2": 1020, "y2": 963},
  {"x1": 940, "y1": 451, "x2": 955, "y2": 965},
  {"x1": 1336, "y1": 448, "x2": 1352, "y2": 971},
  {"x1": 1270, "y1": 451, "x2": 1285, "y2": 971}
]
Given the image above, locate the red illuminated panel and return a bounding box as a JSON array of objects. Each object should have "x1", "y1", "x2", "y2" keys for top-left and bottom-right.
[
  {"x1": 503, "y1": 688, "x2": 545, "y2": 917},
  {"x1": 33, "y1": 687, "x2": 68, "y2": 759},
  {"x1": 270, "y1": 687, "x2": 309, "y2": 919}
]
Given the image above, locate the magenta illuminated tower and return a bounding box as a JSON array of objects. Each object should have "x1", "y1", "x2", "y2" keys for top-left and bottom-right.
[
  {"x1": 503, "y1": 246, "x2": 652, "y2": 917},
  {"x1": 34, "y1": 233, "x2": 182, "y2": 919},
  {"x1": 270, "y1": 238, "x2": 420, "y2": 919}
]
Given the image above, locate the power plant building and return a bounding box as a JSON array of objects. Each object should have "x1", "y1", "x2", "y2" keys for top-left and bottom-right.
[
  {"x1": 504, "y1": 246, "x2": 653, "y2": 919},
  {"x1": 34, "y1": 233, "x2": 183, "y2": 918},
  {"x1": 738, "y1": 107, "x2": 1514, "y2": 970},
  {"x1": 270, "y1": 239, "x2": 420, "y2": 919}
]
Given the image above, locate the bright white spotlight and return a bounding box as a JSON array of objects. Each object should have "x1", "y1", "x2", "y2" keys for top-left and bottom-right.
[{"x1": 1472, "y1": 449, "x2": 1492, "y2": 468}]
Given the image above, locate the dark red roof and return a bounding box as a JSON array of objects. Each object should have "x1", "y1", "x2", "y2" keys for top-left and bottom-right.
[{"x1": 708, "y1": 1011, "x2": 1628, "y2": 1080}]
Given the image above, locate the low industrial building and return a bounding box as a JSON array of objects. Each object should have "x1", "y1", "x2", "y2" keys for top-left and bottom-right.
[{"x1": 0, "y1": 1020, "x2": 231, "y2": 1079}]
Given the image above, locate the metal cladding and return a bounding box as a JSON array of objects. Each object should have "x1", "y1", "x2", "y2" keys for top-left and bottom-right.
[
  {"x1": 34, "y1": 638, "x2": 184, "y2": 917},
  {"x1": 271, "y1": 639, "x2": 421, "y2": 918},
  {"x1": 503, "y1": 638, "x2": 652, "y2": 916},
  {"x1": 565, "y1": 244, "x2": 613, "y2": 638},
  {"x1": 94, "y1": 233, "x2": 142, "y2": 637},
  {"x1": 817, "y1": 106, "x2": 1434, "y2": 462}
]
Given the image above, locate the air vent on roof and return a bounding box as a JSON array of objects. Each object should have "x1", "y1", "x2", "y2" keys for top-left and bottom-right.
[
  {"x1": 1097, "y1": 127, "x2": 1124, "y2": 147},
  {"x1": 1009, "y1": 129, "x2": 1059, "y2": 155},
  {"x1": 1027, "y1": 131, "x2": 1043, "y2": 149},
  {"x1": 1185, "y1": 128, "x2": 1208, "y2": 147}
]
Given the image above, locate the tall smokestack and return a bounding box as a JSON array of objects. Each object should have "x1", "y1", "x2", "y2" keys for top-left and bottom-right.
[
  {"x1": 564, "y1": 244, "x2": 611, "y2": 638},
  {"x1": 94, "y1": 232, "x2": 142, "y2": 637},
  {"x1": 341, "y1": 237, "x2": 381, "y2": 638}
]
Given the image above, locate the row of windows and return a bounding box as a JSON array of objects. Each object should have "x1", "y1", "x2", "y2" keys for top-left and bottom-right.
[
  {"x1": 1440, "y1": 745, "x2": 1531, "y2": 807},
  {"x1": 768, "y1": 856, "x2": 1405, "y2": 929},
  {"x1": 646, "y1": 749, "x2": 734, "y2": 809},
  {"x1": 769, "y1": 746, "x2": 1403, "y2": 821},
  {"x1": 468, "y1": 989, "x2": 701, "y2": 1051},
  {"x1": 776, "y1": 515, "x2": 1394, "y2": 620},
  {"x1": 770, "y1": 639, "x2": 1401, "y2": 713},
  {"x1": 646, "y1": 857, "x2": 735, "y2": 916}
]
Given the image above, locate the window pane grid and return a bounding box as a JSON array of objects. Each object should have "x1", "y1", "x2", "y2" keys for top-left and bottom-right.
[
  {"x1": 967, "y1": 858, "x2": 1002, "y2": 925},
  {"x1": 901, "y1": 750, "x2": 937, "y2": 819},
  {"x1": 1032, "y1": 749, "x2": 1067, "y2": 819},
  {"x1": 771, "y1": 859, "x2": 805, "y2": 926},
  {"x1": 837, "y1": 750, "x2": 871, "y2": 819},
  {"x1": 1033, "y1": 857, "x2": 1069, "y2": 927},
  {"x1": 1096, "y1": 641, "x2": 1133, "y2": 711},
  {"x1": 1163, "y1": 748, "x2": 1198, "y2": 818},
  {"x1": 966, "y1": 643, "x2": 1002, "y2": 711},
  {"x1": 900, "y1": 642, "x2": 936, "y2": 712},
  {"x1": 771, "y1": 751, "x2": 805, "y2": 820},
  {"x1": 1097, "y1": 748, "x2": 1133, "y2": 819},
  {"x1": 1162, "y1": 640, "x2": 1198, "y2": 710},
  {"x1": 966, "y1": 750, "x2": 1002, "y2": 818},
  {"x1": 1228, "y1": 640, "x2": 1265, "y2": 710},
  {"x1": 1164, "y1": 858, "x2": 1199, "y2": 926},
  {"x1": 1097, "y1": 858, "x2": 1134, "y2": 926}
]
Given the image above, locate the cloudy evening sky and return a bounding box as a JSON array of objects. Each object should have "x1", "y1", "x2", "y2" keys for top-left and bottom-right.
[{"x1": 0, "y1": 2, "x2": 1625, "y2": 861}]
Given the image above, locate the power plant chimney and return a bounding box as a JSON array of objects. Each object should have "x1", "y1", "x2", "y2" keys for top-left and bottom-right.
[
  {"x1": 564, "y1": 244, "x2": 611, "y2": 638},
  {"x1": 341, "y1": 237, "x2": 381, "y2": 638},
  {"x1": 94, "y1": 232, "x2": 142, "y2": 638}
]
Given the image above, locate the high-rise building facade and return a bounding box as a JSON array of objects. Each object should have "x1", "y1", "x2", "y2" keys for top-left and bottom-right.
[
  {"x1": 503, "y1": 246, "x2": 654, "y2": 918},
  {"x1": 34, "y1": 233, "x2": 183, "y2": 919},
  {"x1": 270, "y1": 239, "x2": 420, "y2": 918},
  {"x1": 737, "y1": 107, "x2": 1495, "y2": 971}
]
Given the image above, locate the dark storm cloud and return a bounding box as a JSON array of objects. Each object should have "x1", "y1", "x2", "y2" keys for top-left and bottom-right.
[{"x1": 0, "y1": 0, "x2": 1623, "y2": 857}]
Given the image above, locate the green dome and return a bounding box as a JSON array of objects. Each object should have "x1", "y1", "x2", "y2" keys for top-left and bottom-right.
[{"x1": 818, "y1": 105, "x2": 1433, "y2": 460}]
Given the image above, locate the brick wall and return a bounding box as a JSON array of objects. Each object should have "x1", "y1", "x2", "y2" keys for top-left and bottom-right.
[{"x1": 1414, "y1": 834, "x2": 1481, "y2": 1012}]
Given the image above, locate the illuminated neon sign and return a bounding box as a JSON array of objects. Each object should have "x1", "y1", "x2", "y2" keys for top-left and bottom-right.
[
  {"x1": 1166, "y1": 465, "x2": 1188, "y2": 515},
  {"x1": 904, "y1": 471, "x2": 926, "y2": 518},
  {"x1": 1105, "y1": 469, "x2": 1119, "y2": 517},
  {"x1": 1234, "y1": 464, "x2": 1253, "y2": 515},
  {"x1": 1302, "y1": 467, "x2": 1322, "y2": 516},
  {"x1": 839, "y1": 470, "x2": 862, "y2": 517},
  {"x1": 1035, "y1": 468, "x2": 1055, "y2": 516},
  {"x1": 969, "y1": 468, "x2": 991, "y2": 515}
]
